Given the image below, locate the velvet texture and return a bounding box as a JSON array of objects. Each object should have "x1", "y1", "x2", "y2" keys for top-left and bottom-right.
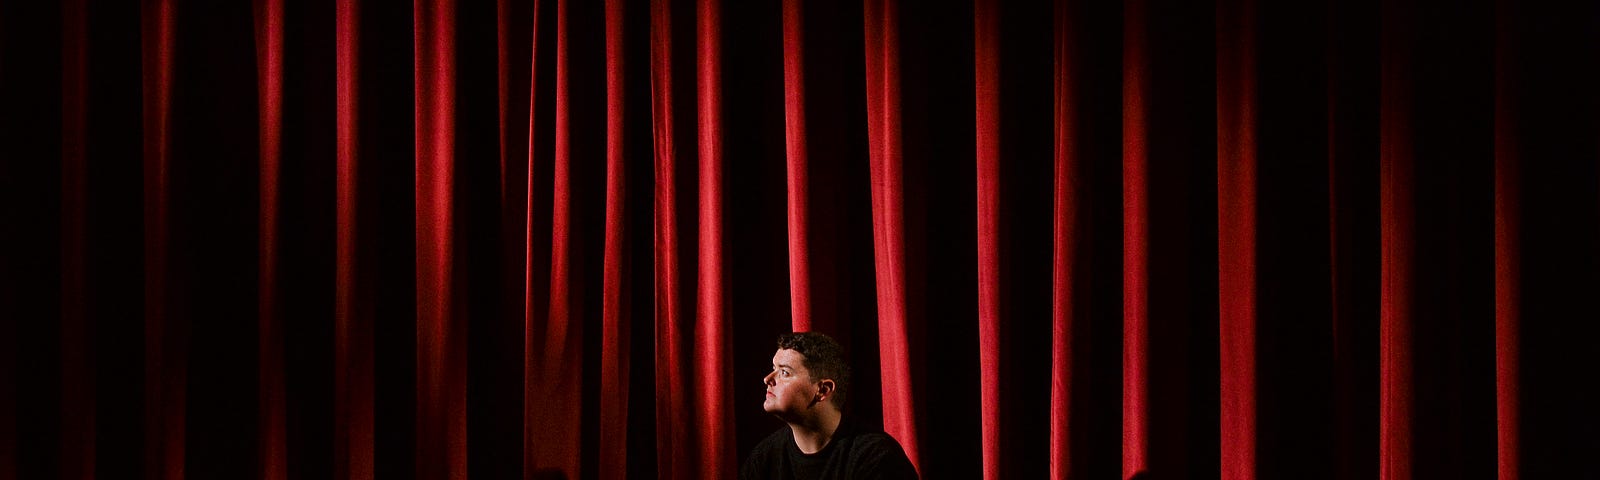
[{"x1": 3, "y1": 0, "x2": 1597, "y2": 478}]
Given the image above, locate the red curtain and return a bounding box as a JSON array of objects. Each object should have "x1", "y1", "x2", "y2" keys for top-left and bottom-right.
[{"x1": 4, "y1": 0, "x2": 1598, "y2": 478}]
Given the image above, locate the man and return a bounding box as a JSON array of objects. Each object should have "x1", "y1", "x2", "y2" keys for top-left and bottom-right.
[{"x1": 740, "y1": 332, "x2": 919, "y2": 480}]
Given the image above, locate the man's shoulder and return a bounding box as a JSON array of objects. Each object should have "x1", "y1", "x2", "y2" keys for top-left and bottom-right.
[
  {"x1": 837, "y1": 429, "x2": 918, "y2": 479},
  {"x1": 749, "y1": 425, "x2": 793, "y2": 458},
  {"x1": 846, "y1": 430, "x2": 898, "y2": 443},
  {"x1": 740, "y1": 426, "x2": 793, "y2": 479},
  {"x1": 840, "y1": 430, "x2": 907, "y2": 454},
  {"x1": 759, "y1": 425, "x2": 792, "y2": 447}
]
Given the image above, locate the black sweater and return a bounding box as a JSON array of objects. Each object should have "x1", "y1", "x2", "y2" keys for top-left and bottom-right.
[{"x1": 739, "y1": 421, "x2": 918, "y2": 480}]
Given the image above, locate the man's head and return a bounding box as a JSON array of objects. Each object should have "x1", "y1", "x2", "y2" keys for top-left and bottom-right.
[{"x1": 762, "y1": 332, "x2": 852, "y2": 419}]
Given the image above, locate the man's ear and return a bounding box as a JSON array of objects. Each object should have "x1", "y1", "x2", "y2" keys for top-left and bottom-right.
[{"x1": 816, "y1": 379, "x2": 835, "y2": 401}]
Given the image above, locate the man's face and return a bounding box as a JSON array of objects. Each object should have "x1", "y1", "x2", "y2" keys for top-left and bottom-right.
[{"x1": 763, "y1": 348, "x2": 820, "y2": 416}]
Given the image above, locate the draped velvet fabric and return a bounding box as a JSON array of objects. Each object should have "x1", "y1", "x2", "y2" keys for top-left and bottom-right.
[{"x1": 5, "y1": 0, "x2": 1600, "y2": 479}]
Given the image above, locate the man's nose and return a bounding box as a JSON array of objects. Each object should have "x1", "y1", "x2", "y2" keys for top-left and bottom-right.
[{"x1": 762, "y1": 371, "x2": 775, "y2": 386}]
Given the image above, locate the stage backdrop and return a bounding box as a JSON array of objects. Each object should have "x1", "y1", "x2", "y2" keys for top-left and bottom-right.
[{"x1": 3, "y1": 0, "x2": 1597, "y2": 478}]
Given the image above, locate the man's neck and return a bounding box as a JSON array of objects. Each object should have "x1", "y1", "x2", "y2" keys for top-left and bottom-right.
[{"x1": 787, "y1": 407, "x2": 842, "y2": 454}]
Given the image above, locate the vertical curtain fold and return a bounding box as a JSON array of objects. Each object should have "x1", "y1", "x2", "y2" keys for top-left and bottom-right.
[
  {"x1": 649, "y1": 0, "x2": 692, "y2": 477},
  {"x1": 520, "y1": 1, "x2": 544, "y2": 477},
  {"x1": 1502, "y1": 1, "x2": 1600, "y2": 475},
  {"x1": 1048, "y1": 0, "x2": 1077, "y2": 477},
  {"x1": 140, "y1": 1, "x2": 183, "y2": 478},
  {"x1": 972, "y1": 0, "x2": 1001, "y2": 478},
  {"x1": 530, "y1": 0, "x2": 583, "y2": 475},
  {"x1": 693, "y1": 0, "x2": 735, "y2": 476},
  {"x1": 412, "y1": 0, "x2": 466, "y2": 477},
  {"x1": 333, "y1": 0, "x2": 376, "y2": 478},
  {"x1": 1121, "y1": 0, "x2": 1151, "y2": 476},
  {"x1": 1215, "y1": 0, "x2": 1257, "y2": 478},
  {"x1": 251, "y1": 0, "x2": 287, "y2": 478},
  {"x1": 497, "y1": 0, "x2": 517, "y2": 207},
  {"x1": 1491, "y1": 0, "x2": 1519, "y2": 477},
  {"x1": 1378, "y1": 1, "x2": 1495, "y2": 477},
  {"x1": 497, "y1": 14, "x2": 535, "y2": 467},
  {"x1": 498, "y1": 2, "x2": 534, "y2": 406},
  {"x1": 597, "y1": 0, "x2": 631, "y2": 478},
  {"x1": 1378, "y1": 1, "x2": 1416, "y2": 477},
  {"x1": 781, "y1": 0, "x2": 812, "y2": 333},
  {"x1": 863, "y1": 0, "x2": 919, "y2": 474}
]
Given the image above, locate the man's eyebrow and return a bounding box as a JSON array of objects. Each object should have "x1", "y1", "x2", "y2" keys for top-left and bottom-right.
[{"x1": 773, "y1": 363, "x2": 792, "y2": 369}]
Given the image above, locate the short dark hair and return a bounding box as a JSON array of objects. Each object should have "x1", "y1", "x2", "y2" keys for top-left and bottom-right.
[{"x1": 776, "y1": 332, "x2": 852, "y2": 409}]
